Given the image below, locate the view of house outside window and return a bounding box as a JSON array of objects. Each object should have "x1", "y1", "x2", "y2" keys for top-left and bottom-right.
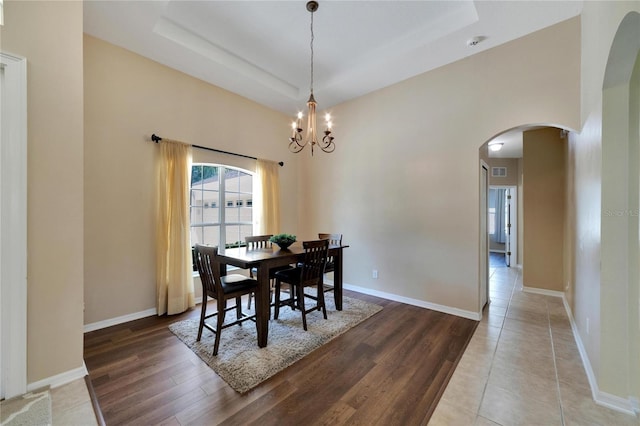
[{"x1": 190, "y1": 164, "x2": 253, "y2": 250}]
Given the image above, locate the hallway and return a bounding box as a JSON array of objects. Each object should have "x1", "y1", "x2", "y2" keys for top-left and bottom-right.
[{"x1": 429, "y1": 265, "x2": 639, "y2": 425}]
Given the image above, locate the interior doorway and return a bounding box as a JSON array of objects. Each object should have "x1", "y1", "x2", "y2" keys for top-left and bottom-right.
[{"x1": 489, "y1": 185, "x2": 517, "y2": 268}]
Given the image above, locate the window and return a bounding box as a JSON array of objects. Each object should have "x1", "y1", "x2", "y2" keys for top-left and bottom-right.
[{"x1": 190, "y1": 164, "x2": 254, "y2": 253}]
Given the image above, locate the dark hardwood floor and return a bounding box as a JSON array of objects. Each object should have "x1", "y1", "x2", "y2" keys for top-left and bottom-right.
[{"x1": 84, "y1": 290, "x2": 477, "y2": 425}]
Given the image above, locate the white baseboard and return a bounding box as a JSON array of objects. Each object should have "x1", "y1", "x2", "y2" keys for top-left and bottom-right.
[
  {"x1": 522, "y1": 286, "x2": 565, "y2": 298},
  {"x1": 342, "y1": 282, "x2": 481, "y2": 321},
  {"x1": 561, "y1": 297, "x2": 637, "y2": 416},
  {"x1": 27, "y1": 362, "x2": 88, "y2": 392},
  {"x1": 84, "y1": 307, "x2": 157, "y2": 332},
  {"x1": 84, "y1": 297, "x2": 205, "y2": 333}
]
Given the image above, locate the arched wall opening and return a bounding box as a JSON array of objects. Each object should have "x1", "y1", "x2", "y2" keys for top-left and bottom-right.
[
  {"x1": 600, "y1": 10, "x2": 640, "y2": 408},
  {"x1": 479, "y1": 124, "x2": 576, "y2": 307}
]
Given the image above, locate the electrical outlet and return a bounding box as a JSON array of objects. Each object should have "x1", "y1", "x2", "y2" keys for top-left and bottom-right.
[{"x1": 372, "y1": 269, "x2": 378, "y2": 279}]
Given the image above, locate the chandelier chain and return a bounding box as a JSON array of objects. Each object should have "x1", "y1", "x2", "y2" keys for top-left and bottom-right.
[{"x1": 310, "y1": 9, "x2": 314, "y2": 95}]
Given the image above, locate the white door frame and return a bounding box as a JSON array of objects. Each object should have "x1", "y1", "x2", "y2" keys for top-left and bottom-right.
[
  {"x1": 489, "y1": 184, "x2": 518, "y2": 268},
  {"x1": 1, "y1": 51, "x2": 28, "y2": 399},
  {"x1": 479, "y1": 161, "x2": 490, "y2": 315}
]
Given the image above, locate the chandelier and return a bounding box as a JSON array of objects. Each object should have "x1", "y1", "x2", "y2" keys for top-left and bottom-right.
[{"x1": 289, "y1": 1, "x2": 335, "y2": 156}]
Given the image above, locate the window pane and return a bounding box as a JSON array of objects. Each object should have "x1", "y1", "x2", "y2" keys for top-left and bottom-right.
[
  {"x1": 190, "y1": 206, "x2": 203, "y2": 226},
  {"x1": 191, "y1": 164, "x2": 253, "y2": 250},
  {"x1": 225, "y1": 225, "x2": 242, "y2": 248},
  {"x1": 226, "y1": 207, "x2": 240, "y2": 223},
  {"x1": 203, "y1": 226, "x2": 220, "y2": 247},
  {"x1": 190, "y1": 226, "x2": 204, "y2": 246},
  {"x1": 240, "y1": 225, "x2": 252, "y2": 243},
  {"x1": 191, "y1": 164, "x2": 204, "y2": 186},
  {"x1": 202, "y1": 190, "x2": 219, "y2": 223}
]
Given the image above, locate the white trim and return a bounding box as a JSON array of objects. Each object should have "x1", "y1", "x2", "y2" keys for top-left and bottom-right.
[
  {"x1": 522, "y1": 286, "x2": 565, "y2": 298},
  {"x1": 562, "y1": 296, "x2": 637, "y2": 416},
  {"x1": 84, "y1": 308, "x2": 157, "y2": 333},
  {"x1": 0, "y1": 51, "x2": 28, "y2": 400},
  {"x1": 342, "y1": 282, "x2": 481, "y2": 321},
  {"x1": 84, "y1": 296, "x2": 206, "y2": 333},
  {"x1": 27, "y1": 363, "x2": 88, "y2": 392}
]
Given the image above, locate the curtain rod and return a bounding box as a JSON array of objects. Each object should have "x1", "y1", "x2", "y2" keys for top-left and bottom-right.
[{"x1": 151, "y1": 134, "x2": 284, "y2": 167}]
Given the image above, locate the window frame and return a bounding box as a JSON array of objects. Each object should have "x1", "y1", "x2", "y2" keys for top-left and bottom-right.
[{"x1": 190, "y1": 163, "x2": 254, "y2": 252}]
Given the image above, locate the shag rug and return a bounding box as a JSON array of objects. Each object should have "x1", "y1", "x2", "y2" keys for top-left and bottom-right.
[
  {"x1": 0, "y1": 388, "x2": 51, "y2": 426},
  {"x1": 169, "y1": 295, "x2": 382, "y2": 393}
]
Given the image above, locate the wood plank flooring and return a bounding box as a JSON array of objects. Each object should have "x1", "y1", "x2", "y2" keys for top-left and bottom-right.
[{"x1": 84, "y1": 291, "x2": 477, "y2": 425}]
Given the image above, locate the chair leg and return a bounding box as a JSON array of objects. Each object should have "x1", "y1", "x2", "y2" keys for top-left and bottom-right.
[
  {"x1": 235, "y1": 296, "x2": 243, "y2": 323},
  {"x1": 318, "y1": 283, "x2": 327, "y2": 320},
  {"x1": 213, "y1": 300, "x2": 227, "y2": 356},
  {"x1": 274, "y1": 279, "x2": 282, "y2": 320},
  {"x1": 297, "y1": 283, "x2": 308, "y2": 331},
  {"x1": 197, "y1": 295, "x2": 208, "y2": 341}
]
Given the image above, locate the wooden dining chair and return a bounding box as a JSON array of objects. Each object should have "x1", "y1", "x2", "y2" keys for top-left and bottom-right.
[
  {"x1": 193, "y1": 244, "x2": 257, "y2": 356},
  {"x1": 273, "y1": 239, "x2": 329, "y2": 331},
  {"x1": 318, "y1": 233, "x2": 342, "y2": 293},
  {"x1": 245, "y1": 235, "x2": 290, "y2": 310}
]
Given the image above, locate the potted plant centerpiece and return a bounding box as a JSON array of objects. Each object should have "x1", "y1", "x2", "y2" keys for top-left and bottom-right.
[{"x1": 270, "y1": 233, "x2": 296, "y2": 249}]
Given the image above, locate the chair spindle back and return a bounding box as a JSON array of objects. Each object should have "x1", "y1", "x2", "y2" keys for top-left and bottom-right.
[
  {"x1": 245, "y1": 235, "x2": 273, "y2": 249},
  {"x1": 194, "y1": 244, "x2": 222, "y2": 299},
  {"x1": 300, "y1": 239, "x2": 329, "y2": 286}
]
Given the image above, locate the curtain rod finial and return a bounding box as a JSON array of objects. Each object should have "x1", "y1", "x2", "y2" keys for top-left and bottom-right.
[
  {"x1": 278, "y1": 161, "x2": 284, "y2": 167},
  {"x1": 151, "y1": 134, "x2": 162, "y2": 143}
]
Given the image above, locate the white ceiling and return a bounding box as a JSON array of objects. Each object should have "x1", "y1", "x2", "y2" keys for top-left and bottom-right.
[{"x1": 84, "y1": 1, "x2": 583, "y2": 157}]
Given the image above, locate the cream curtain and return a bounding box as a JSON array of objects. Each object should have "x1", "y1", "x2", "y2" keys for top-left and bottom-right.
[
  {"x1": 156, "y1": 140, "x2": 195, "y2": 315},
  {"x1": 255, "y1": 159, "x2": 281, "y2": 235}
]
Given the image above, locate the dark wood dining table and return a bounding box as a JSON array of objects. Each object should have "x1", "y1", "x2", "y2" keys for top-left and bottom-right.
[{"x1": 217, "y1": 242, "x2": 348, "y2": 348}]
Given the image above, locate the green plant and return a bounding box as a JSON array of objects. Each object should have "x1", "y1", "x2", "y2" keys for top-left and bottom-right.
[{"x1": 270, "y1": 233, "x2": 296, "y2": 246}]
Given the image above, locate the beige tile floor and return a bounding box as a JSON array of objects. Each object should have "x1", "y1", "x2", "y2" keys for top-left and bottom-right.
[
  {"x1": 429, "y1": 264, "x2": 640, "y2": 426},
  {"x1": 51, "y1": 377, "x2": 98, "y2": 425}
]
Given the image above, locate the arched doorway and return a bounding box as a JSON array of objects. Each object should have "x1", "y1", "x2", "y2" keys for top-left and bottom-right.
[{"x1": 600, "y1": 11, "x2": 640, "y2": 409}]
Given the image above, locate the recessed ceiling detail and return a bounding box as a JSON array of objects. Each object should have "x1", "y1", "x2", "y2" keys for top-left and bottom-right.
[
  {"x1": 84, "y1": 0, "x2": 583, "y2": 114},
  {"x1": 153, "y1": 16, "x2": 299, "y2": 99}
]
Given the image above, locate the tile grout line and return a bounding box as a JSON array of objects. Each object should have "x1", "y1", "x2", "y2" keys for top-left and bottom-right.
[
  {"x1": 546, "y1": 298, "x2": 566, "y2": 426},
  {"x1": 473, "y1": 266, "x2": 519, "y2": 425}
]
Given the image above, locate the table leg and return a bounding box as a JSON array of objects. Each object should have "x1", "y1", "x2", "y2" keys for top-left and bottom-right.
[
  {"x1": 334, "y1": 249, "x2": 343, "y2": 311},
  {"x1": 256, "y1": 265, "x2": 270, "y2": 347}
]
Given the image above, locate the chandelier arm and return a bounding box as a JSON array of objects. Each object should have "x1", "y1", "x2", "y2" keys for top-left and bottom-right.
[
  {"x1": 289, "y1": 140, "x2": 305, "y2": 153},
  {"x1": 320, "y1": 133, "x2": 335, "y2": 152}
]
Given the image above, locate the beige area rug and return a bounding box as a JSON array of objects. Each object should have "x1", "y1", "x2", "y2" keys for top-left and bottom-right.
[
  {"x1": 169, "y1": 295, "x2": 382, "y2": 393},
  {"x1": 0, "y1": 388, "x2": 51, "y2": 426}
]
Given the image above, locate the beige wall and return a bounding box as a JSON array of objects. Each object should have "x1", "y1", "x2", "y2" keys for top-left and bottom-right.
[
  {"x1": 571, "y1": 1, "x2": 640, "y2": 404},
  {"x1": 1, "y1": 1, "x2": 85, "y2": 383},
  {"x1": 522, "y1": 128, "x2": 566, "y2": 292},
  {"x1": 486, "y1": 158, "x2": 519, "y2": 187},
  {"x1": 299, "y1": 18, "x2": 580, "y2": 314},
  {"x1": 83, "y1": 35, "x2": 295, "y2": 325}
]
